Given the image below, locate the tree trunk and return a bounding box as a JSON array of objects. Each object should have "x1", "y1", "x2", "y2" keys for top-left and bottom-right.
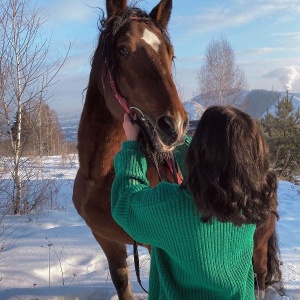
[{"x1": 12, "y1": 4, "x2": 23, "y2": 215}]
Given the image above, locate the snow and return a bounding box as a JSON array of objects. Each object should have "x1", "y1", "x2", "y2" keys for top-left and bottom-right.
[
  {"x1": 0, "y1": 156, "x2": 299, "y2": 300},
  {"x1": 183, "y1": 100, "x2": 205, "y2": 120}
]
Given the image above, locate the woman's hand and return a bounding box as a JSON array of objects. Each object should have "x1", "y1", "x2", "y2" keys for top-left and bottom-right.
[{"x1": 123, "y1": 113, "x2": 140, "y2": 141}]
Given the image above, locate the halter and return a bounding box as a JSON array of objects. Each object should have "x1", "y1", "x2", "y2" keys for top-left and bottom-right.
[{"x1": 109, "y1": 67, "x2": 183, "y2": 181}]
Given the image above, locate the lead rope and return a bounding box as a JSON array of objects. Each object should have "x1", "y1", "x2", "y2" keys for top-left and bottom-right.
[
  {"x1": 106, "y1": 67, "x2": 182, "y2": 294},
  {"x1": 133, "y1": 240, "x2": 149, "y2": 294},
  {"x1": 131, "y1": 116, "x2": 182, "y2": 294}
]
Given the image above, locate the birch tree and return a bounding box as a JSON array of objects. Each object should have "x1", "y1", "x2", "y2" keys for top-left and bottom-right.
[
  {"x1": 0, "y1": 0, "x2": 69, "y2": 214},
  {"x1": 197, "y1": 36, "x2": 247, "y2": 107}
]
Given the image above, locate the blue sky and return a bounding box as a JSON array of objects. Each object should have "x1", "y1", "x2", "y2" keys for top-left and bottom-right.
[{"x1": 39, "y1": 0, "x2": 300, "y2": 114}]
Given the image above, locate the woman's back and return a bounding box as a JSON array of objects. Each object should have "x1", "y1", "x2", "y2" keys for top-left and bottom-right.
[{"x1": 126, "y1": 182, "x2": 256, "y2": 299}]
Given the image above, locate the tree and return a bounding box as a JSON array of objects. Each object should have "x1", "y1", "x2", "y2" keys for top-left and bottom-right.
[
  {"x1": 0, "y1": 0, "x2": 69, "y2": 214},
  {"x1": 260, "y1": 91, "x2": 300, "y2": 180},
  {"x1": 197, "y1": 36, "x2": 247, "y2": 107},
  {"x1": 10, "y1": 101, "x2": 66, "y2": 156}
]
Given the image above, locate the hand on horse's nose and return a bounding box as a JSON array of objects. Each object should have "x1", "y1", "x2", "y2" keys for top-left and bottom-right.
[{"x1": 157, "y1": 116, "x2": 178, "y2": 142}]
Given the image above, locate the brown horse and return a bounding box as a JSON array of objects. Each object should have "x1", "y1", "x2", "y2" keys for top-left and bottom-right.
[
  {"x1": 73, "y1": 0, "x2": 188, "y2": 299},
  {"x1": 73, "y1": 0, "x2": 282, "y2": 299}
]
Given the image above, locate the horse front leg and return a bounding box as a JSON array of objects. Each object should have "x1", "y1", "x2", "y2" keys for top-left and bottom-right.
[
  {"x1": 253, "y1": 245, "x2": 267, "y2": 300},
  {"x1": 253, "y1": 221, "x2": 270, "y2": 300},
  {"x1": 93, "y1": 233, "x2": 134, "y2": 300}
]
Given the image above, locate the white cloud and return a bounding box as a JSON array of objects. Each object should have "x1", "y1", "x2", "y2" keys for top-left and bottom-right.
[
  {"x1": 172, "y1": 0, "x2": 300, "y2": 35},
  {"x1": 42, "y1": 0, "x2": 105, "y2": 24},
  {"x1": 272, "y1": 32, "x2": 300, "y2": 41},
  {"x1": 264, "y1": 66, "x2": 300, "y2": 91}
]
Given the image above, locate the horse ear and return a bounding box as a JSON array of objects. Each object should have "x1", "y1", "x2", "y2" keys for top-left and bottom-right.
[
  {"x1": 106, "y1": 0, "x2": 127, "y2": 19},
  {"x1": 149, "y1": 0, "x2": 172, "y2": 29}
]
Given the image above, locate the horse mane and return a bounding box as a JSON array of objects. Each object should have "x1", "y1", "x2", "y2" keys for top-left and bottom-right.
[
  {"x1": 92, "y1": 6, "x2": 170, "y2": 70},
  {"x1": 98, "y1": 5, "x2": 170, "y2": 37}
]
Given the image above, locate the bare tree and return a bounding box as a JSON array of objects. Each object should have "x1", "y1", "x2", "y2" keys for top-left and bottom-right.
[
  {"x1": 0, "y1": 0, "x2": 69, "y2": 214},
  {"x1": 197, "y1": 36, "x2": 247, "y2": 107},
  {"x1": 10, "y1": 101, "x2": 66, "y2": 156}
]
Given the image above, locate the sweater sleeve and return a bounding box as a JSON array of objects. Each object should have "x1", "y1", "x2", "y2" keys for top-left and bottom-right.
[
  {"x1": 111, "y1": 140, "x2": 180, "y2": 245},
  {"x1": 173, "y1": 134, "x2": 192, "y2": 178}
]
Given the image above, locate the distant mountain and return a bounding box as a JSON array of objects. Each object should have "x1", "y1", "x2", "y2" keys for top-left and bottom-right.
[
  {"x1": 183, "y1": 100, "x2": 205, "y2": 121},
  {"x1": 58, "y1": 113, "x2": 80, "y2": 143},
  {"x1": 189, "y1": 89, "x2": 300, "y2": 119},
  {"x1": 58, "y1": 102, "x2": 206, "y2": 142},
  {"x1": 241, "y1": 90, "x2": 280, "y2": 118},
  {"x1": 57, "y1": 91, "x2": 300, "y2": 142}
]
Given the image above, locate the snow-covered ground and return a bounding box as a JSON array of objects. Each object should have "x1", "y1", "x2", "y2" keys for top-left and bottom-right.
[{"x1": 0, "y1": 156, "x2": 299, "y2": 300}]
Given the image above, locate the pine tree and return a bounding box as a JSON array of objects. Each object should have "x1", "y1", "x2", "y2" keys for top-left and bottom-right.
[{"x1": 260, "y1": 91, "x2": 300, "y2": 180}]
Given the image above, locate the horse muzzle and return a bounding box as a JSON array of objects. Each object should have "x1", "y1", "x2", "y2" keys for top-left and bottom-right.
[
  {"x1": 132, "y1": 109, "x2": 187, "y2": 153},
  {"x1": 155, "y1": 115, "x2": 187, "y2": 152}
]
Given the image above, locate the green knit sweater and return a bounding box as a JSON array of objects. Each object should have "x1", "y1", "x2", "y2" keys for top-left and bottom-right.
[{"x1": 111, "y1": 137, "x2": 256, "y2": 300}]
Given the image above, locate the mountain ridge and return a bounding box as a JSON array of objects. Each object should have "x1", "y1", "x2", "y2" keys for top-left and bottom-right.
[{"x1": 58, "y1": 90, "x2": 300, "y2": 142}]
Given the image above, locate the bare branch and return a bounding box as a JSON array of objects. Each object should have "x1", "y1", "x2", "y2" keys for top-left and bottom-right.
[{"x1": 197, "y1": 36, "x2": 247, "y2": 107}]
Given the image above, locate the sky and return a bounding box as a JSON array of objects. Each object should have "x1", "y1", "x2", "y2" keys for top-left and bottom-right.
[
  {"x1": 36, "y1": 0, "x2": 300, "y2": 114},
  {"x1": 0, "y1": 155, "x2": 299, "y2": 299}
]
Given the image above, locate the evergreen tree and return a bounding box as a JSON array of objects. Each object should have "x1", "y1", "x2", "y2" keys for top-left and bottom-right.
[{"x1": 260, "y1": 91, "x2": 300, "y2": 180}]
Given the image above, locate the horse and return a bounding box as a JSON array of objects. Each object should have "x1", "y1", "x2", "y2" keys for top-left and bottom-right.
[
  {"x1": 72, "y1": 0, "x2": 282, "y2": 299},
  {"x1": 73, "y1": 0, "x2": 188, "y2": 299}
]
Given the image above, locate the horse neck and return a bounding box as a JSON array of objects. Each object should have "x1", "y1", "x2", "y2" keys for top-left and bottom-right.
[{"x1": 81, "y1": 78, "x2": 114, "y2": 124}]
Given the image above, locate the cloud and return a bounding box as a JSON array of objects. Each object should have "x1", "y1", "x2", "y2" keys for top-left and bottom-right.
[
  {"x1": 272, "y1": 32, "x2": 300, "y2": 41},
  {"x1": 41, "y1": 0, "x2": 105, "y2": 24},
  {"x1": 240, "y1": 47, "x2": 276, "y2": 56},
  {"x1": 264, "y1": 67, "x2": 300, "y2": 91},
  {"x1": 172, "y1": 0, "x2": 300, "y2": 36}
]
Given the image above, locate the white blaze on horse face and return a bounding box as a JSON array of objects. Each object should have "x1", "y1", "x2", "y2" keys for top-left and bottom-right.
[{"x1": 141, "y1": 28, "x2": 161, "y2": 52}]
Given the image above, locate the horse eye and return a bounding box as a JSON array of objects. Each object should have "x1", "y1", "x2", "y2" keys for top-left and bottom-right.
[{"x1": 118, "y1": 47, "x2": 129, "y2": 57}]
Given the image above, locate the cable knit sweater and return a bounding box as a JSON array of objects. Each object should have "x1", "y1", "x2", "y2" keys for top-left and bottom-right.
[{"x1": 111, "y1": 137, "x2": 256, "y2": 300}]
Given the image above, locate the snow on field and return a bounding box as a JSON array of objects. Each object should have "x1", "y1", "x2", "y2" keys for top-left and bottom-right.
[{"x1": 0, "y1": 156, "x2": 299, "y2": 299}]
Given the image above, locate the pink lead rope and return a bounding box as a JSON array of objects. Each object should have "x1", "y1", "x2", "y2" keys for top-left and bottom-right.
[{"x1": 108, "y1": 69, "x2": 131, "y2": 114}]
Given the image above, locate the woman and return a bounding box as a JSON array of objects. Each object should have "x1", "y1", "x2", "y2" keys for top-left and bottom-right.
[{"x1": 111, "y1": 106, "x2": 278, "y2": 300}]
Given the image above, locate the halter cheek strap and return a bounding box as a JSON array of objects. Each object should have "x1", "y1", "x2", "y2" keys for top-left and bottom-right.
[
  {"x1": 102, "y1": 16, "x2": 143, "y2": 115},
  {"x1": 108, "y1": 69, "x2": 131, "y2": 114}
]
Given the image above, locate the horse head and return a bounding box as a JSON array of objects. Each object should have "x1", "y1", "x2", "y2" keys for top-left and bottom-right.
[{"x1": 96, "y1": 0, "x2": 188, "y2": 152}]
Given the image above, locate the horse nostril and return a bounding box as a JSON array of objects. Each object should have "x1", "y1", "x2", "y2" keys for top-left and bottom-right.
[{"x1": 157, "y1": 116, "x2": 178, "y2": 140}]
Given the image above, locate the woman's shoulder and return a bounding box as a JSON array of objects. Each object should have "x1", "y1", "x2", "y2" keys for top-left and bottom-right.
[{"x1": 132, "y1": 182, "x2": 193, "y2": 208}]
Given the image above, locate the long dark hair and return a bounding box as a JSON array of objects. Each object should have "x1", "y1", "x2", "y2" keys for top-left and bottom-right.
[{"x1": 184, "y1": 106, "x2": 278, "y2": 226}]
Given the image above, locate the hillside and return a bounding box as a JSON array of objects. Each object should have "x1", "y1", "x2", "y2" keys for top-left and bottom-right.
[
  {"x1": 57, "y1": 90, "x2": 300, "y2": 143},
  {"x1": 189, "y1": 90, "x2": 300, "y2": 120},
  {"x1": 241, "y1": 89, "x2": 280, "y2": 118}
]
